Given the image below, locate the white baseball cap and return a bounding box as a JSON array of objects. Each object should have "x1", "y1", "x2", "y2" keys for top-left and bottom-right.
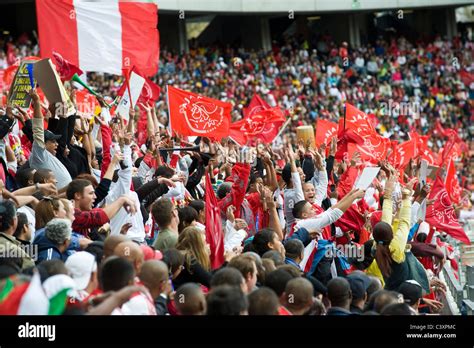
[{"x1": 65, "y1": 252, "x2": 97, "y2": 291}]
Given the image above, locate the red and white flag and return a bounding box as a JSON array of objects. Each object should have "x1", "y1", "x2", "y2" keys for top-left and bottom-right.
[
  {"x1": 229, "y1": 107, "x2": 286, "y2": 146},
  {"x1": 116, "y1": 66, "x2": 161, "y2": 105},
  {"x1": 167, "y1": 85, "x2": 231, "y2": 140},
  {"x1": 341, "y1": 103, "x2": 390, "y2": 163},
  {"x1": 243, "y1": 94, "x2": 269, "y2": 117},
  {"x1": 426, "y1": 176, "x2": 470, "y2": 244},
  {"x1": 36, "y1": 0, "x2": 159, "y2": 76},
  {"x1": 445, "y1": 159, "x2": 462, "y2": 205},
  {"x1": 389, "y1": 139, "x2": 416, "y2": 169},
  {"x1": 315, "y1": 119, "x2": 338, "y2": 146}
]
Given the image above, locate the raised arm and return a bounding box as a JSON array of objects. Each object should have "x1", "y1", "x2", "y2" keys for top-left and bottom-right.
[
  {"x1": 288, "y1": 144, "x2": 304, "y2": 202},
  {"x1": 102, "y1": 195, "x2": 137, "y2": 220},
  {"x1": 390, "y1": 186, "x2": 413, "y2": 263},
  {"x1": 310, "y1": 149, "x2": 328, "y2": 206}
]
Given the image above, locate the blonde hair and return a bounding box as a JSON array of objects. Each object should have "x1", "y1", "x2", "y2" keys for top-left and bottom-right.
[
  {"x1": 60, "y1": 198, "x2": 73, "y2": 216},
  {"x1": 176, "y1": 226, "x2": 211, "y2": 272}
]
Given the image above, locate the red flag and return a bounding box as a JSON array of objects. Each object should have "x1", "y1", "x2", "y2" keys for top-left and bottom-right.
[
  {"x1": 136, "y1": 107, "x2": 149, "y2": 147},
  {"x1": 420, "y1": 148, "x2": 437, "y2": 165},
  {"x1": 315, "y1": 119, "x2": 338, "y2": 146},
  {"x1": 36, "y1": 0, "x2": 159, "y2": 76},
  {"x1": 167, "y1": 85, "x2": 231, "y2": 140},
  {"x1": 75, "y1": 90, "x2": 98, "y2": 117},
  {"x1": 229, "y1": 107, "x2": 286, "y2": 146},
  {"x1": 344, "y1": 103, "x2": 376, "y2": 136},
  {"x1": 389, "y1": 139, "x2": 416, "y2": 169},
  {"x1": 243, "y1": 94, "x2": 270, "y2": 118},
  {"x1": 138, "y1": 76, "x2": 160, "y2": 105},
  {"x1": 445, "y1": 159, "x2": 462, "y2": 204},
  {"x1": 122, "y1": 67, "x2": 133, "y2": 107},
  {"x1": 426, "y1": 176, "x2": 470, "y2": 244},
  {"x1": 52, "y1": 51, "x2": 83, "y2": 81},
  {"x1": 205, "y1": 173, "x2": 225, "y2": 269},
  {"x1": 341, "y1": 103, "x2": 389, "y2": 163}
]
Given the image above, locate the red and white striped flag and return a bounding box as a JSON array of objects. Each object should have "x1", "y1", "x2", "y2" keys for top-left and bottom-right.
[{"x1": 36, "y1": 0, "x2": 159, "y2": 76}]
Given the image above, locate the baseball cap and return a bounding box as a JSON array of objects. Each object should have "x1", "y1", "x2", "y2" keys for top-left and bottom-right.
[
  {"x1": 398, "y1": 280, "x2": 423, "y2": 305},
  {"x1": 44, "y1": 130, "x2": 62, "y2": 142},
  {"x1": 65, "y1": 251, "x2": 97, "y2": 291},
  {"x1": 347, "y1": 272, "x2": 371, "y2": 300},
  {"x1": 140, "y1": 245, "x2": 163, "y2": 261}
]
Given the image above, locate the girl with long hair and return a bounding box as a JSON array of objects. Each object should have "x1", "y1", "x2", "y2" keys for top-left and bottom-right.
[{"x1": 174, "y1": 226, "x2": 212, "y2": 289}]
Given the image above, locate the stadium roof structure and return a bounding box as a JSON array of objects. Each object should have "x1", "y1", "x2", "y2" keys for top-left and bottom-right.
[{"x1": 158, "y1": 0, "x2": 474, "y2": 14}]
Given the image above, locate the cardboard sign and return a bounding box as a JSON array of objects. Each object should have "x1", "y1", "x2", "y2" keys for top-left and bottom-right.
[
  {"x1": 354, "y1": 167, "x2": 381, "y2": 191},
  {"x1": 7, "y1": 59, "x2": 38, "y2": 108},
  {"x1": 34, "y1": 58, "x2": 75, "y2": 116},
  {"x1": 419, "y1": 159, "x2": 428, "y2": 187},
  {"x1": 417, "y1": 198, "x2": 427, "y2": 221},
  {"x1": 116, "y1": 71, "x2": 145, "y2": 120},
  {"x1": 427, "y1": 165, "x2": 440, "y2": 180}
]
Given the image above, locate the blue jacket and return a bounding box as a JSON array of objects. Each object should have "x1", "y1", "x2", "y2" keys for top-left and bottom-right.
[
  {"x1": 33, "y1": 229, "x2": 82, "y2": 264},
  {"x1": 286, "y1": 227, "x2": 312, "y2": 246}
]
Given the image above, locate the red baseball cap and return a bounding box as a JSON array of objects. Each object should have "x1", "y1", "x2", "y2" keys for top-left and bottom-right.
[{"x1": 140, "y1": 245, "x2": 163, "y2": 261}]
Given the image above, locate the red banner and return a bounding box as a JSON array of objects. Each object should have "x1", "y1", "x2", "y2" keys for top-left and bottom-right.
[
  {"x1": 389, "y1": 139, "x2": 416, "y2": 169},
  {"x1": 445, "y1": 159, "x2": 462, "y2": 205},
  {"x1": 426, "y1": 176, "x2": 470, "y2": 244},
  {"x1": 167, "y1": 85, "x2": 231, "y2": 140},
  {"x1": 52, "y1": 51, "x2": 83, "y2": 81},
  {"x1": 341, "y1": 103, "x2": 389, "y2": 163},
  {"x1": 229, "y1": 107, "x2": 285, "y2": 146},
  {"x1": 205, "y1": 173, "x2": 225, "y2": 269},
  {"x1": 315, "y1": 119, "x2": 338, "y2": 146}
]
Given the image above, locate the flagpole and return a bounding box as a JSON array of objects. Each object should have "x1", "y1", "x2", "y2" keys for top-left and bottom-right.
[
  {"x1": 228, "y1": 136, "x2": 241, "y2": 146},
  {"x1": 272, "y1": 117, "x2": 291, "y2": 144},
  {"x1": 124, "y1": 69, "x2": 133, "y2": 110},
  {"x1": 343, "y1": 104, "x2": 346, "y2": 131}
]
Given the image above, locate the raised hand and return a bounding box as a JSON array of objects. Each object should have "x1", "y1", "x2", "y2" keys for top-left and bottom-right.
[
  {"x1": 313, "y1": 148, "x2": 324, "y2": 170},
  {"x1": 234, "y1": 218, "x2": 248, "y2": 231},
  {"x1": 29, "y1": 88, "x2": 40, "y2": 104},
  {"x1": 121, "y1": 196, "x2": 137, "y2": 215},
  {"x1": 384, "y1": 171, "x2": 398, "y2": 197},
  {"x1": 350, "y1": 188, "x2": 366, "y2": 200},
  {"x1": 139, "y1": 102, "x2": 151, "y2": 113},
  {"x1": 287, "y1": 144, "x2": 296, "y2": 162},
  {"x1": 123, "y1": 131, "x2": 133, "y2": 146},
  {"x1": 402, "y1": 177, "x2": 417, "y2": 199},
  {"x1": 226, "y1": 205, "x2": 236, "y2": 223},
  {"x1": 350, "y1": 151, "x2": 361, "y2": 167},
  {"x1": 120, "y1": 222, "x2": 133, "y2": 235},
  {"x1": 158, "y1": 177, "x2": 177, "y2": 188},
  {"x1": 111, "y1": 151, "x2": 124, "y2": 165},
  {"x1": 39, "y1": 183, "x2": 58, "y2": 196}
]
